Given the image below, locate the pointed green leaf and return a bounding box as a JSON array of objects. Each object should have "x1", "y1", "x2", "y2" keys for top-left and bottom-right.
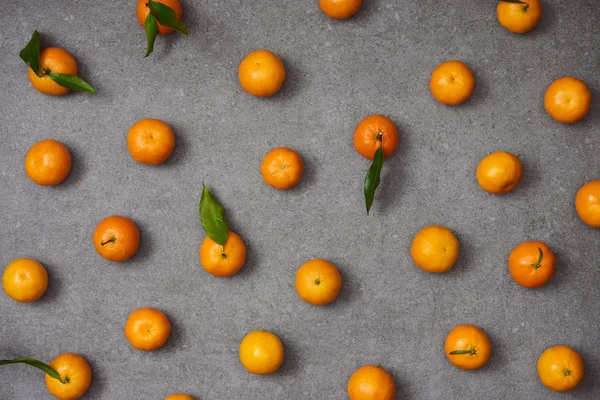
[
  {"x1": 48, "y1": 73, "x2": 96, "y2": 94},
  {"x1": 148, "y1": 0, "x2": 189, "y2": 35},
  {"x1": 364, "y1": 146, "x2": 384, "y2": 215},
  {"x1": 0, "y1": 358, "x2": 62, "y2": 382},
  {"x1": 144, "y1": 14, "x2": 159, "y2": 57},
  {"x1": 19, "y1": 30, "x2": 41, "y2": 77},
  {"x1": 199, "y1": 185, "x2": 229, "y2": 246}
]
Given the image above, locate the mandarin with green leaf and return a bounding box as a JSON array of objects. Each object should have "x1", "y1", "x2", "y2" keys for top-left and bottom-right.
[
  {"x1": 92, "y1": 215, "x2": 140, "y2": 262},
  {"x1": 137, "y1": 0, "x2": 183, "y2": 34},
  {"x1": 445, "y1": 324, "x2": 492, "y2": 370},
  {"x1": 508, "y1": 241, "x2": 555, "y2": 288}
]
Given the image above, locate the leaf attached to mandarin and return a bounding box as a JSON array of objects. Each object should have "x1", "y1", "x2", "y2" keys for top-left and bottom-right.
[
  {"x1": 19, "y1": 30, "x2": 41, "y2": 77},
  {"x1": 48, "y1": 73, "x2": 97, "y2": 93},
  {"x1": 0, "y1": 357, "x2": 63, "y2": 382},
  {"x1": 148, "y1": 0, "x2": 189, "y2": 35},
  {"x1": 199, "y1": 185, "x2": 229, "y2": 246},
  {"x1": 364, "y1": 146, "x2": 384, "y2": 215},
  {"x1": 144, "y1": 14, "x2": 159, "y2": 57}
]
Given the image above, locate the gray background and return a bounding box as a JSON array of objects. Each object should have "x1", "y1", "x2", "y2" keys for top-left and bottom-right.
[{"x1": 0, "y1": 0, "x2": 599, "y2": 399}]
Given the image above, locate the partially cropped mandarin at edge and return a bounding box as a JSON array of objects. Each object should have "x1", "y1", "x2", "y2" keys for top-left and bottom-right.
[
  {"x1": 411, "y1": 225, "x2": 460, "y2": 273},
  {"x1": 28, "y1": 47, "x2": 78, "y2": 96},
  {"x1": 353, "y1": 114, "x2": 399, "y2": 159},
  {"x1": 2, "y1": 258, "x2": 48, "y2": 303},
  {"x1": 238, "y1": 50, "x2": 286, "y2": 97},
  {"x1": 476, "y1": 151, "x2": 523, "y2": 194},
  {"x1": 200, "y1": 231, "x2": 246, "y2": 277},
  {"x1": 127, "y1": 118, "x2": 176, "y2": 165},
  {"x1": 319, "y1": 0, "x2": 363, "y2": 19},
  {"x1": 92, "y1": 215, "x2": 140, "y2": 262},
  {"x1": 445, "y1": 324, "x2": 492, "y2": 370},
  {"x1": 165, "y1": 395, "x2": 194, "y2": 400},
  {"x1": 347, "y1": 365, "x2": 396, "y2": 400},
  {"x1": 430, "y1": 60, "x2": 475, "y2": 105},
  {"x1": 496, "y1": 0, "x2": 542, "y2": 34},
  {"x1": 124, "y1": 307, "x2": 171, "y2": 351},
  {"x1": 508, "y1": 241, "x2": 555, "y2": 288},
  {"x1": 537, "y1": 345, "x2": 584, "y2": 392},
  {"x1": 239, "y1": 330, "x2": 284, "y2": 375},
  {"x1": 575, "y1": 180, "x2": 600, "y2": 227},
  {"x1": 24, "y1": 139, "x2": 72, "y2": 186},
  {"x1": 295, "y1": 258, "x2": 342, "y2": 306},
  {"x1": 544, "y1": 77, "x2": 592, "y2": 124},
  {"x1": 136, "y1": 0, "x2": 183, "y2": 34},
  {"x1": 261, "y1": 147, "x2": 304, "y2": 190},
  {"x1": 45, "y1": 353, "x2": 92, "y2": 400}
]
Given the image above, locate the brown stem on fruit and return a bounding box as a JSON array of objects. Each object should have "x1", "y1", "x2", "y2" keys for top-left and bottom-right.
[
  {"x1": 531, "y1": 247, "x2": 543, "y2": 269},
  {"x1": 101, "y1": 236, "x2": 116, "y2": 246},
  {"x1": 315, "y1": 279, "x2": 320, "y2": 285}
]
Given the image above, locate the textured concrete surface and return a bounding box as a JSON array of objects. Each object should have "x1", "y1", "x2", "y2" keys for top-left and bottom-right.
[{"x1": 1, "y1": 1, "x2": 599, "y2": 399}]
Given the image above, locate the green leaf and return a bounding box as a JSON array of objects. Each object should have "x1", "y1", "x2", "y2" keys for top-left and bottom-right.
[
  {"x1": 48, "y1": 73, "x2": 96, "y2": 94},
  {"x1": 144, "y1": 14, "x2": 159, "y2": 57},
  {"x1": 0, "y1": 358, "x2": 63, "y2": 382},
  {"x1": 364, "y1": 146, "x2": 384, "y2": 215},
  {"x1": 148, "y1": 0, "x2": 189, "y2": 35},
  {"x1": 449, "y1": 349, "x2": 476, "y2": 355},
  {"x1": 199, "y1": 185, "x2": 229, "y2": 246},
  {"x1": 19, "y1": 30, "x2": 41, "y2": 77}
]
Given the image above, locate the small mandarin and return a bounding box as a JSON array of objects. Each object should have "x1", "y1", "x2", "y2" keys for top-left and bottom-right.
[
  {"x1": 136, "y1": 0, "x2": 183, "y2": 34},
  {"x1": 476, "y1": 151, "x2": 523, "y2": 194},
  {"x1": 45, "y1": 353, "x2": 92, "y2": 400},
  {"x1": 260, "y1": 147, "x2": 304, "y2": 190},
  {"x1": 496, "y1": 0, "x2": 542, "y2": 34},
  {"x1": 575, "y1": 180, "x2": 600, "y2": 227},
  {"x1": 544, "y1": 77, "x2": 592, "y2": 124},
  {"x1": 2, "y1": 258, "x2": 48, "y2": 303},
  {"x1": 353, "y1": 114, "x2": 399, "y2": 159},
  {"x1": 92, "y1": 216, "x2": 140, "y2": 262},
  {"x1": 127, "y1": 118, "x2": 176, "y2": 165},
  {"x1": 347, "y1": 365, "x2": 396, "y2": 400},
  {"x1": 319, "y1": 0, "x2": 363, "y2": 19},
  {"x1": 28, "y1": 47, "x2": 78, "y2": 96},
  {"x1": 238, "y1": 50, "x2": 286, "y2": 97},
  {"x1": 24, "y1": 139, "x2": 72, "y2": 186},
  {"x1": 537, "y1": 345, "x2": 584, "y2": 392},
  {"x1": 508, "y1": 241, "x2": 555, "y2": 288},
  {"x1": 239, "y1": 330, "x2": 284, "y2": 375},
  {"x1": 199, "y1": 231, "x2": 247, "y2": 277},
  {"x1": 295, "y1": 259, "x2": 342, "y2": 306},
  {"x1": 411, "y1": 225, "x2": 460, "y2": 273},
  {"x1": 430, "y1": 60, "x2": 475, "y2": 105},
  {"x1": 124, "y1": 307, "x2": 171, "y2": 351},
  {"x1": 445, "y1": 324, "x2": 492, "y2": 370},
  {"x1": 165, "y1": 394, "x2": 194, "y2": 400}
]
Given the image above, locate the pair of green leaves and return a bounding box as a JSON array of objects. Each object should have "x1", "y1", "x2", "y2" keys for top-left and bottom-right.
[
  {"x1": 199, "y1": 185, "x2": 229, "y2": 246},
  {"x1": 144, "y1": 0, "x2": 189, "y2": 57},
  {"x1": 364, "y1": 146, "x2": 385, "y2": 215},
  {"x1": 19, "y1": 31, "x2": 96, "y2": 94},
  {"x1": 0, "y1": 357, "x2": 64, "y2": 383}
]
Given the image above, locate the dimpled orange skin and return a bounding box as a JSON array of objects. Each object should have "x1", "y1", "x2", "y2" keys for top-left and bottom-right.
[
  {"x1": 260, "y1": 147, "x2": 304, "y2": 190},
  {"x1": 200, "y1": 231, "x2": 247, "y2": 277},
  {"x1": 45, "y1": 353, "x2": 92, "y2": 400},
  {"x1": 319, "y1": 0, "x2": 363, "y2": 19},
  {"x1": 496, "y1": 0, "x2": 542, "y2": 34},
  {"x1": 238, "y1": 50, "x2": 286, "y2": 97},
  {"x1": 347, "y1": 365, "x2": 396, "y2": 400},
  {"x1": 537, "y1": 345, "x2": 585, "y2": 392},
  {"x1": 445, "y1": 325, "x2": 492, "y2": 370},
  {"x1": 136, "y1": 0, "x2": 183, "y2": 34},
  {"x1": 165, "y1": 395, "x2": 194, "y2": 400},
  {"x1": 575, "y1": 180, "x2": 600, "y2": 227},
  {"x1": 410, "y1": 225, "x2": 460, "y2": 273},
  {"x1": 430, "y1": 60, "x2": 475, "y2": 106},
  {"x1": 127, "y1": 118, "x2": 176, "y2": 165},
  {"x1": 92, "y1": 216, "x2": 140, "y2": 262},
  {"x1": 2, "y1": 258, "x2": 48, "y2": 303},
  {"x1": 508, "y1": 241, "x2": 555, "y2": 288},
  {"x1": 124, "y1": 307, "x2": 171, "y2": 351},
  {"x1": 28, "y1": 47, "x2": 78, "y2": 96},
  {"x1": 239, "y1": 330, "x2": 284, "y2": 375},
  {"x1": 544, "y1": 77, "x2": 592, "y2": 124},
  {"x1": 353, "y1": 114, "x2": 399, "y2": 160},
  {"x1": 24, "y1": 139, "x2": 72, "y2": 186},
  {"x1": 476, "y1": 151, "x2": 523, "y2": 194},
  {"x1": 295, "y1": 259, "x2": 342, "y2": 306}
]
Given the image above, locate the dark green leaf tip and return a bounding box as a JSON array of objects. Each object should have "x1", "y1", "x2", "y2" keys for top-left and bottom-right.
[
  {"x1": 199, "y1": 185, "x2": 229, "y2": 246},
  {"x1": 144, "y1": 14, "x2": 159, "y2": 57},
  {"x1": 364, "y1": 146, "x2": 385, "y2": 215},
  {"x1": 0, "y1": 358, "x2": 63, "y2": 382},
  {"x1": 19, "y1": 30, "x2": 42, "y2": 77},
  {"x1": 49, "y1": 73, "x2": 97, "y2": 94}
]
